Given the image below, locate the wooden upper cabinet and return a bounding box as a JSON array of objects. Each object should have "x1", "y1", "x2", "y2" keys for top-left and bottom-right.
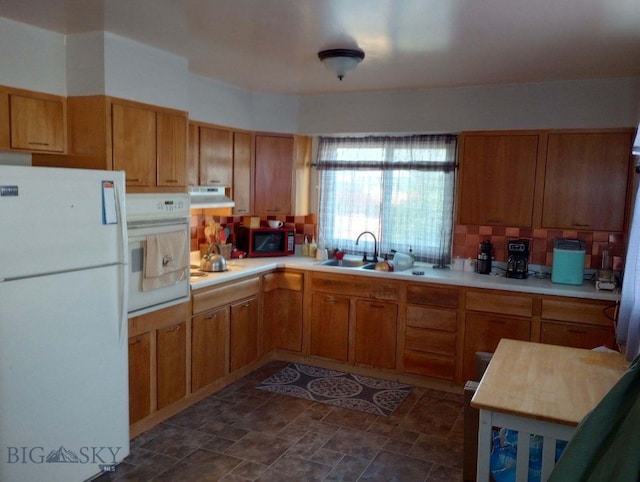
[
  {"x1": 112, "y1": 103, "x2": 157, "y2": 187},
  {"x1": 199, "y1": 126, "x2": 233, "y2": 186},
  {"x1": 187, "y1": 122, "x2": 199, "y2": 186},
  {"x1": 254, "y1": 134, "x2": 294, "y2": 215},
  {"x1": 156, "y1": 111, "x2": 187, "y2": 187},
  {"x1": 542, "y1": 132, "x2": 632, "y2": 232},
  {"x1": 9, "y1": 93, "x2": 66, "y2": 153},
  {"x1": 233, "y1": 131, "x2": 253, "y2": 215},
  {"x1": 458, "y1": 133, "x2": 539, "y2": 227}
]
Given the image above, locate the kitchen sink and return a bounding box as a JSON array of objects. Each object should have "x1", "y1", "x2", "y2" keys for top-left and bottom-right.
[{"x1": 321, "y1": 259, "x2": 376, "y2": 269}]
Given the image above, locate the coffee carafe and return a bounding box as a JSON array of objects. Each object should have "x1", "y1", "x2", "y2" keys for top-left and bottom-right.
[
  {"x1": 506, "y1": 239, "x2": 530, "y2": 279},
  {"x1": 476, "y1": 240, "x2": 493, "y2": 274}
]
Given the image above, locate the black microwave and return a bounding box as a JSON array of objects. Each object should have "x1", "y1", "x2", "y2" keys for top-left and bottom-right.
[{"x1": 236, "y1": 227, "x2": 295, "y2": 257}]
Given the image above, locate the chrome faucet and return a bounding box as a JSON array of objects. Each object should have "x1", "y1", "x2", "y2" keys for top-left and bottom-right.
[{"x1": 355, "y1": 231, "x2": 378, "y2": 262}]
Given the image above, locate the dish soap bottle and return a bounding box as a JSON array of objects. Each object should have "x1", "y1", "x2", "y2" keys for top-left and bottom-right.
[{"x1": 309, "y1": 236, "x2": 317, "y2": 258}]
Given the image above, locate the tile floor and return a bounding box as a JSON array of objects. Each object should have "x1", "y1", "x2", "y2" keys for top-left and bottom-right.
[{"x1": 98, "y1": 361, "x2": 465, "y2": 481}]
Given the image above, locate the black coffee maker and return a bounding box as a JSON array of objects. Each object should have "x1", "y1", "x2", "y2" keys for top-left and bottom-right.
[
  {"x1": 476, "y1": 240, "x2": 493, "y2": 274},
  {"x1": 506, "y1": 239, "x2": 530, "y2": 279}
]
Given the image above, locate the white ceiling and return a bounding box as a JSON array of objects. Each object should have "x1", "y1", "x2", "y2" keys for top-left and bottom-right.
[{"x1": 1, "y1": 0, "x2": 640, "y2": 95}]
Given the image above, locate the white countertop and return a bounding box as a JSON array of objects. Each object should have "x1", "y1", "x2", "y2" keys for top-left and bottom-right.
[{"x1": 189, "y1": 254, "x2": 620, "y2": 301}]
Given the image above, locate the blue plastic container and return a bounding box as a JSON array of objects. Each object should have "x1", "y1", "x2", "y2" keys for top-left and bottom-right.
[{"x1": 551, "y1": 239, "x2": 585, "y2": 285}]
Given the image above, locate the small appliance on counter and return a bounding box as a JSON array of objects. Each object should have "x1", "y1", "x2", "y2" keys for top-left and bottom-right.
[
  {"x1": 476, "y1": 240, "x2": 493, "y2": 274},
  {"x1": 551, "y1": 238, "x2": 585, "y2": 285},
  {"x1": 236, "y1": 226, "x2": 295, "y2": 257},
  {"x1": 596, "y1": 248, "x2": 617, "y2": 290},
  {"x1": 505, "y1": 239, "x2": 530, "y2": 279}
]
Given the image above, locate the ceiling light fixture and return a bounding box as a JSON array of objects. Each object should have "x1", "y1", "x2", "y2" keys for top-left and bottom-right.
[{"x1": 318, "y1": 48, "x2": 365, "y2": 81}]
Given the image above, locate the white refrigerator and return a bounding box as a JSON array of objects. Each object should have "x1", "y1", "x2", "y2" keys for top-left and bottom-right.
[{"x1": 0, "y1": 165, "x2": 130, "y2": 482}]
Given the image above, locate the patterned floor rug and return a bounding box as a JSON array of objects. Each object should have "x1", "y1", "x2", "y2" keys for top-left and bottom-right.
[{"x1": 255, "y1": 363, "x2": 414, "y2": 417}]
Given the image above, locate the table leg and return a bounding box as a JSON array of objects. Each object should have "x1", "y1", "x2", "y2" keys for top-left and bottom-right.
[{"x1": 476, "y1": 409, "x2": 493, "y2": 482}]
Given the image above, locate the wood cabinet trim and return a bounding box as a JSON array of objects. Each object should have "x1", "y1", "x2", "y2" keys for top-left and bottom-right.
[
  {"x1": 465, "y1": 290, "x2": 534, "y2": 317},
  {"x1": 192, "y1": 276, "x2": 260, "y2": 314}
]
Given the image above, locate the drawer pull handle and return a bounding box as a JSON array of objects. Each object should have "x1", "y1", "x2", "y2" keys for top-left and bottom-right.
[
  {"x1": 324, "y1": 296, "x2": 337, "y2": 303},
  {"x1": 28, "y1": 141, "x2": 50, "y2": 146},
  {"x1": 369, "y1": 303, "x2": 386, "y2": 309},
  {"x1": 489, "y1": 320, "x2": 507, "y2": 325},
  {"x1": 166, "y1": 325, "x2": 181, "y2": 333},
  {"x1": 129, "y1": 337, "x2": 143, "y2": 345},
  {"x1": 568, "y1": 328, "x2": 587, "y2": 334},
  {"x1": 164, "y1": 179, "x2": 179, "y2": 183},
  {"x1": 126, "y1": 178, "x2": 142, "y2": 183},
  {"x1": 209, "y1": 180, "x2": 221, "y2": 184},
  {"x1": 205, "y1": 313, "x2": 218, "y2": 320}
]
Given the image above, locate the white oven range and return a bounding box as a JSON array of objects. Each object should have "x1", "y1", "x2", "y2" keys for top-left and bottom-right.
[{"x1": 126, "y1": 193, "x2": 191, "y2": 317}]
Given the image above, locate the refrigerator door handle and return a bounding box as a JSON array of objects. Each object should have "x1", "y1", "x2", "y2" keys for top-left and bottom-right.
[{"x1": 115, "y1": 173, "x2": 129, "y2": 342}]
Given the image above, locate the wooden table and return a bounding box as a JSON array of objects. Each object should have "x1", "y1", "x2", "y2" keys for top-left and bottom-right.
[{"x1": 471, "y1": 339, "x2": 628, "y2": 482}]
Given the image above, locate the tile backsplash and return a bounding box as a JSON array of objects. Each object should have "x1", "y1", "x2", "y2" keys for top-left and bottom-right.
[
  {"x1": 452, "y1": 224, "x2": 624, "y2": 270},
  {"x1": 190, "y1": 212, "x2": 317, "y2": 252},
  {"x1": 191, "y1": 214, "x2": 623, "y2": 271}
]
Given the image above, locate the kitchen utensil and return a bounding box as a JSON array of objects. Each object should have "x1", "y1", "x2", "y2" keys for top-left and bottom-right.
[{"x1": 200, "y1": 243, "x2": 228, "y2": 272}]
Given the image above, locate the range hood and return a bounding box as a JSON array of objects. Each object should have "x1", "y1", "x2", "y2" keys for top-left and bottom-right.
[{"x1": 189, "y1": 186, "x2": 235, "y2": 208}]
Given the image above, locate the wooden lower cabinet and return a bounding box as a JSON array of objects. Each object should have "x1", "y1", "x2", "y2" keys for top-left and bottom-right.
[
  {"x1": 310, "y1": 292, "x2": 350, "y2": 361},
  {"x1": 355, "y1": 300, "x2": 397, "y2": 369},
  {"x1": 539, "y1": 297, "x2": 616, "y2": 350},
  {"x1": 192, "y1": 276, "x2": 261, "y2": 379},
  {"x1": 229, "y1": 296, "x2": 260, "y2": 372},
  {"x1": 128, "y1": 332, "x2": 151, "y2": 424},
  {"x1": 156, "y1": 321, "x2": 187, "y2": 409},
  {"x1": 403, "y1": 284, "x2": 460, "y2": 381},
  {"x1": 263, "y1": 271, "x2": 303, "y2": 353},
  {"x1": 309, "y1": 273, "x2": 399, "y2": 370},
  {"x1": 541, "y1": 322, "x2": 616, "y2": 349},
  {"x1": 462, "y1": 313, "x2": 531, "y2": 382},
  {"x1": 191, "y1": 306, "x2": 228, "y2": 392},
  {"x1": 127, "y1": 301, "x2": 190, "y2": 430}
]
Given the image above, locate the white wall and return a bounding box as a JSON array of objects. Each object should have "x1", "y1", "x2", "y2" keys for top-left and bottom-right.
[
  {"x1": 188, "y1": 74, "x2": 299, "y2": 132},
  {"x1": 0, "y1": 17, "x2": 66, "y2": 95},
  {"x1": 1, "y1": 15, "x2": 638, "y2": 135},
  {"x1": 103, "y1": 33, "x2": 189, "y2": 111},
  {"x1": 66, "y1": 32, "x2": 106, "y2": 96},
  {"x1": 68, "y1": 31, "x2": 191, "y2": 111},
  {"x1": 298, "y1": 77, "x2": 640, "y2": 134}
]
